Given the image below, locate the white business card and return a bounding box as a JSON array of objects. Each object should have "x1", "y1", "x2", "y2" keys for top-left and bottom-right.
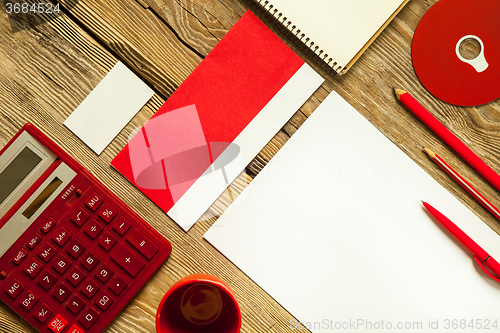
[{"x1": 64, "y1": 61, "x2": 154, "y2": 155}]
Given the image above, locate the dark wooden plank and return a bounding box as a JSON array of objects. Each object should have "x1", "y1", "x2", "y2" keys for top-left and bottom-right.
[
  {"x1": 143, "y1": 0, "x2": 247, "y2": 56},
  {"x1": 58, "y1": 0, "x2": 203, "y2": 98}
]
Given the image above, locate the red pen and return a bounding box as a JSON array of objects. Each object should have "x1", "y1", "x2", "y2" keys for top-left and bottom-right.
[
  {"x1": 422, "y1": 201, "x2": 500, "y2": 283},
  {"x1": 394, "y1": 88, "x2": 500, "y2": 193}
]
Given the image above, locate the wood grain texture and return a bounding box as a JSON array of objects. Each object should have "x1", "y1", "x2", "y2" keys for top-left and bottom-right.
[
  {"x1": 57, "y1": 0, "x2": 203, "y2": 98},
  {"x1": 2, "y1": 0, "x2": 500, "y2": 332},
  {"x1": 143, "y1": 0, "x2": 247, "y2": 56}
]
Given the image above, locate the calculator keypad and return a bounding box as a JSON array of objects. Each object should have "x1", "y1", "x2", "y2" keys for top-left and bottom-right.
[
  {"x1": 84, "y1": 192, "x2": 103, "y2": 212},
  {"x1": 66, "y1": 239, "x2": 86, "y2": 259},
  {"x1": 38, "y1": 271, "x2": 57, "y2": 290},
  {"x1": 84, "y1": 220, "x2": 104, "y2": 239},
  {"x1": 95, "y1": 263, "x2": 114, "y2": 283},
  {"x1": 81, "y1": 278, "x2": 99, "y2": 299},
  {"x1": 47, "y1": 314, "x2": 68, "y2": 333},
  {"x1": 34, "y1": 302, "x2": 53, "y2": 323},
  {"x1": 4, "y1": 278, "x2": 24, "y2": 298},
  {"x1": 27, "y1": 233, "x2": 43, "y2": 250},
  {"x1": 81, "y1": 251, "x2": 99, "y2": 271},
  {"x1": 108, "y1": 275, "x2": 128, "y2": 295},
  {"x1": 38, "y1": 243, "x2": 57, "y2": 262},
  {"x1": 53, "y1": 282, "x2": 71, "y2": 302},
  {"x1": 98, "y1": 231, "x2": 118, "y2": 251},
  {"x1": 52, "y1": 254, "x2": 71, "y2": 274},
  {"x1": 1, "y1": 185, "x2": 170, "y2": 333},
  {"x1": 79, "y1": 306, "x2": 100, "y2": 329},
  {"x1": 12, "y1": 248, "x2": 28, "y2": 265},
  {"x1": 24, "y1": 258, "x2": 43, "y2": 278},
  {"x1": 52, "y1": 227, "x2": 72, "y2": 247},
  {"x1": 67, "y1": 294, "x2": 85, "y2": 314},
  {"x1": 70, "y1": 208, "x2": 89, "y2": 227},
  {"x1": 19, "y1": 290, "x2": 39, "y2": 310}
]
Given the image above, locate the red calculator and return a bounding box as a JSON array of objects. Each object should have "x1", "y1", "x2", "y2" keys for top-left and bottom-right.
[{"x1": 0, "y1": 124, "x2": 172, "y2": 333}]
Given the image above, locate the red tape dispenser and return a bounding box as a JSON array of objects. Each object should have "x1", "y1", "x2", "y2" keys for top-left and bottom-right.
[
  {"x1": 412, "y1": 0, "x2": 500, "y2": 106},
  {"x1": 0, "y1": 124, "x2": 172, "y2": 333}
]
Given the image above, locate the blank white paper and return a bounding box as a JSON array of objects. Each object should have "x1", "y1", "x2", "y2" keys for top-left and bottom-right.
[
  {"x1": 266, "y1": 0, "x2": 406, "y2": 70},
  {"x1": 205, "y1": 91, "x2": 500, "y2": 332},
  {"x1": 64, "y1": 61, "x2": 154, "y2": 155}
]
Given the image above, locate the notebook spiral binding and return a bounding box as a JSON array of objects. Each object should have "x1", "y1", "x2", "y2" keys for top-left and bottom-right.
[{"x1": 249, "y1": 0, "x2": 340, "y2": 76}]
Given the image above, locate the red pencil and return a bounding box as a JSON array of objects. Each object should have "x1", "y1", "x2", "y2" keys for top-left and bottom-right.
[
  {"x1": 394, "y1": 88, "x2": 500, "y2": 193},
  {"x1": 423, "y1": 148, "x2": 500, "y2": 222},
  {"x1": 422, "y1": 201, "x2": 500, "y2": 283}
]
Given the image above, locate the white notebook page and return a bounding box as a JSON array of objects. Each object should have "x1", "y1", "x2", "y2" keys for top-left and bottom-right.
[
  {"x1": 205, "y1": 91, "x2": 500, "y2": 332},
  {"x1": 265, "y1": 0, "x2": 406, "y2": 71}
]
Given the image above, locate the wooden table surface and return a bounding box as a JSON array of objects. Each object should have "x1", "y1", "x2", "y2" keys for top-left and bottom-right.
[{"x1": 1, "y1": 0, "x2": 500, "y2": 332}]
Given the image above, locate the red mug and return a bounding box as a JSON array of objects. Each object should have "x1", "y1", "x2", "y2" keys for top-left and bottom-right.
[{"x1": 156, "y1": 274, "x2": 241, "y2": 333}]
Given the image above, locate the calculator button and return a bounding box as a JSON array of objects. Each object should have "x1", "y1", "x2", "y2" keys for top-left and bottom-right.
[
  {"x1": 67, "y1": 238, "x2": 86, "y2": 259},
  {"x1": 79, "y1": 306, "x2": 100, "y2": 329},
  {"x1": 12, "y1": 248, "x2": 28, "y2": 265},
  {"x1": 84, "y1": 219, "x2": 104, "y2": 239},
  {"x1": 98, "y1": 231, "x2": 118, "y2": 251},
  {"x1": 111, "y1": 243, "x2": 146, "y2": 277},
  {"x1": 24, "y1": 257, "x2": 43, "y2": 278},
  {"x1": 67, "y1": 294, "x2": 85, "y2": 314},
  {"x1": 53, "y1": 254, "x2": 72, "y2": 274},
  {"x1": 47, "y1": 314, "x2": 68, "y2": 333},
  {"x1": 95, "y1": 290, "x2": 114, "y2": 311},
  {"x1": 0, "y1": 271, "x2": 5, "y2": 279},
  {"x1": 70, "y1": 207, "x2": 90, "y2": 227},
  {"x1": 85, "y1": 191, "x2": 103, "y2": 211},
  {"x1": 81, "y1": 251, "x2": 100, "y2": 271},
  {"x1": 113, "y1": 216, "x2": 131, "y2": 235},
  {"x1": 53, "y1": 282, "x2": 71, "y2": 302},
  {"x1": 52, "y1": 226, "x2": 72, "y2": 246},
  {"x1": 67, "y1": 266, "x2": 85, "y2": 286},
  {"x1": 99, "y1": 203, "x2": 118, "y2": 223},
  {"x1": 27, "y1": 232, "x2": 42, "y2": 249},
  {"x1": 109, "y1": 275, "x2": 128, "y2": 295},
  {"x1": 67, "y1": 324, "x2": 85, "y2": 333},
  {"x1": 34, "y1": 302, "x2": 53, "y2": 323},
  {"x1": 38, "y1": 270, "x2": 57, "y2": 290},
  {"x1": 41, "y1": 217, "x2": 56, "y2": 234},
  {"x1": 81, "y1": 278, "x2": 100, "y2": 298},
  {"x1": 95, "y1": 263, "x2": 114, "y2": 283},
  {"x1": 4, "y1": 278, "x2": 24, "y2": 298},
  {"x1": 38, "y1": 242, "x2": 58, "y2": 262},
  {"x1": 127, "y1": 228, "x2": 159, "y2": 259},
  {"x1": 19, "y1": 290, "x2": 39, "y2": 310}
]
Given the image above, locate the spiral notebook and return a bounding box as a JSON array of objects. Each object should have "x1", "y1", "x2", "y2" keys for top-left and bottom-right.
[{"x1": 253, "y1": 0, "x2": 409, "y2": 74}]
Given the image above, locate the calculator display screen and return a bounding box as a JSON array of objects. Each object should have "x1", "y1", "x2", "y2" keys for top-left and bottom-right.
[
  {"x1": 0, "y1": 147, "x2": 42, "y2": 205},
  {"x1": 22, "y1": 177, "x2": 63, "y2": 219}
]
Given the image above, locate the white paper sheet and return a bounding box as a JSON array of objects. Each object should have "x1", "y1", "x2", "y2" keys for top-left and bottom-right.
[
  {"x1": 64, "y1": 61, "x2": 154, "y2": 154},
  {"x1": 204, "y1": 91, "x2": 500, "y2": 332}
]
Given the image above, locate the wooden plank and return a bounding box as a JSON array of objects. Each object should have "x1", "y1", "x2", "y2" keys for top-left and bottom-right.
[
  {"x1": 135, "y1": 0, "x2": 149, "y2": 9},
  {"x1": 2, "y1": 0, "x2": 500, "y2": 333},
  {"x1": 143, "y1": 0, "x2": 247, "y2": 56},
  {"x1": 57, "y1": 0, "x2": 203, "y2": 98}
]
